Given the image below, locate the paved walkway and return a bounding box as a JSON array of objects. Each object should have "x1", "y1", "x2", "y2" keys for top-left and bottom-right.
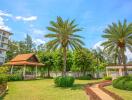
[{"x1": 89, "y1": 84, "x2": 114, "y2": 100}]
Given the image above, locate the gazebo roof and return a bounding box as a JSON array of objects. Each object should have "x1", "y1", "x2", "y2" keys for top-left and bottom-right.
[{"x1": 5, "y1": 53, "x2": 44, "y2": 66}]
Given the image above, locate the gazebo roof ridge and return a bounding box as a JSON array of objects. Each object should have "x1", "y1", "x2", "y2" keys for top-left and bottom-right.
[
  {"x1": 10, "y1": 53, "x2": 38, "y2": 62},
  {"x1": 5, "y1": 53, "x2": 44, "y2": 66}
]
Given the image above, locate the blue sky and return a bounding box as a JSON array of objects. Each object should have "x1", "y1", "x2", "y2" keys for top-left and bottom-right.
[{"x1": 0, "y1": 0, "x2": 132, "y2": 50}]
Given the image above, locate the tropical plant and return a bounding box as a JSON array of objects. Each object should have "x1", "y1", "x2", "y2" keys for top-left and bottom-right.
[
  {"x1": 37, "y1": 51, "x2": 54, "y2": 77},
  {"x1": 72, "y1": 48, "x2": 94, "y2": 76},
  {"x1": 45, "y1": 16, "x2": 84, "y2": 76},
  {"x1": 92, "y1": 48, "x2": 106, "y2": 78},
  {"x1": 101, "y1": 20, "x2": 132, "y2": 75},
  {"x1": 25, "y1": 34, "x2": 35, "y2": 53}
]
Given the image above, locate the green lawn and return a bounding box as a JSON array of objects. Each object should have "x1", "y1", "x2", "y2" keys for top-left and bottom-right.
[
  {"x1": 1, "y1": 79, "x2": 102, "y2": 100},
  {"x1": 105, "y1": 85, "x2": 132, "y2": 100}
]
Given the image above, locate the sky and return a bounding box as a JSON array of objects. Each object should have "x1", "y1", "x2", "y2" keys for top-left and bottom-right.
[{"x1": 0, "y1": 0, "x2": 132, "y2": 60}]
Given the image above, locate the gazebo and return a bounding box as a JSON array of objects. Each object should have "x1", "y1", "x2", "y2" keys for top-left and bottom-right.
[
  {"x1": 5, "y1": 53, "x2": 44, "y2": 79},
  {"x1": 106, "y1": 65, "x2": 132, "y2": 77}
]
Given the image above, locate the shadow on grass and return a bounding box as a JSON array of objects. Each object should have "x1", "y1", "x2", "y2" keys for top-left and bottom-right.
[
  {"x1": 71, "y1": 84, "x2": 86, "y2": 90},
  {"x1": 53, "y1": 83, "x2": 87, "y2": 90}
]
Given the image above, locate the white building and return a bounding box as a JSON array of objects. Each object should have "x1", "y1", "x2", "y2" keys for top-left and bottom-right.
[{"x1": 0, "y1": 29, "x2": 12, "y2": 65}]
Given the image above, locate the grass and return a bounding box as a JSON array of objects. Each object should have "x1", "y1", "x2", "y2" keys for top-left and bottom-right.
[
  {"x1": 105, "y1": 85, "x2": 132, "y2": 100},
  {"x1": 0, "y1": 79, "x2": 102, "y2": 100}
]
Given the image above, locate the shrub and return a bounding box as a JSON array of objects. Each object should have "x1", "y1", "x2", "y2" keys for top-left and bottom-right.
[
  {"x1": 0, "y1": 67, "x2": 8, "y2": 84},
  {"x1": 0, "y1": 66, "x2": 9, "y2": 74},
  {"x1": 78, "y1": 74, "x2": 93, "y2": 80},
  {"x1": 104, "y1": 76, "x2": 112, "y2": 80},
  {"x1": 8, "y1": 74, "x2": 23, "y2": 81},
  {"x1": 0, "y1": 74, "x2": 8, "y2": 84},
  {"x1": 54, "y1": 76, "x2": 75, "y2": 87},
  {"x1": 112, "y1": 75, "x2": 132, "y2": 91},
  {"x1": 124, "y1": 81, "x2": 132, "y2": 91}
]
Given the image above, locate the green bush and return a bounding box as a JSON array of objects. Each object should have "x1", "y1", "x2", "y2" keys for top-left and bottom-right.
[
  {"x1": 0, "y1": 74, "x2": 8, "y2": 84},
  {"x1": 78, "y1": 74, "x2": 92, "y2": 80},
  {"x1": 54, "y1": 76, "x2": 75, "y2": 87},
  {"x1": 8, "y1": 74, "x2": 23, "y2": 81},
  {"x1": 112, "y1": 76, "x2": 132, "y2": 91},
  {"x1": 104, "y1": 76, "x2": 112, "y2": 80}
]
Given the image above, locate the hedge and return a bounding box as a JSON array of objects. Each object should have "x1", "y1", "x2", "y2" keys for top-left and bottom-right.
[
  {"x1": 54, "y1": 76, "x2": 75, "y2": 87},
  {"x1": 112, "y1": 75, "x2": 132, "y2": 91}
]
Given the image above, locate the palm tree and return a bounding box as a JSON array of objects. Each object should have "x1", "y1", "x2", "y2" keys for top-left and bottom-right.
[
  {"x1": 101, "y1": 20, "x2": 132, "y2": 75},
  {"x1": 45, "y1": 17, "x2": 84, "y2": 76}
]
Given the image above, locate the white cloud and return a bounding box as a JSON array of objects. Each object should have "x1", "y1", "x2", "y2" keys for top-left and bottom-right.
[
  {"x1": 0, "y1": 10, "x2": 12, "y2": 17},
  {"x1": 0, "y1": 10, "x2": 37, "y2": 31},
  {"x1": 0, "y1": 10, "x2": 12, "y2": 31},
  {"x1": 33, "y1": 38, "x2": 45, "y2": 45},
  {"x1": 15, "y1": 16, "x2": 37, "y2": 21},
  {"x1": 31, "y1": 28, "x2": 46, "y2": 35},
  {"x1": 93, "y1": 40, "x2": 104, "y2": 50},
  {"x1": 93, "y1": 41, "x2": 132, "y2": 61}
]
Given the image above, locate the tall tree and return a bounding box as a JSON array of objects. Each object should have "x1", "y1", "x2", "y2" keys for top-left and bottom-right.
[
  {"x1": 101, "y1": 20, "x2": 132, "y2": 75},
  {"x1": 45, "y1": 17, "x2": 84, "y2": 76},
  {"x1": 25, "y1": 34, "x2": 34, "y2": 53}
]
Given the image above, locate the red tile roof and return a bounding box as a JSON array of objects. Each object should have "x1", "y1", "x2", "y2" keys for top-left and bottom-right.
[
  {"x1": 10, "y1": 53, "x2": 35, "y2": 62},
  {"x1": 5, "y1": 53, "x2": 44, "y2": 66}
]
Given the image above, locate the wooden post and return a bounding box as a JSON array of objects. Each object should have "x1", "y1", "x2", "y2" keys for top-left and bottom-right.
[
  {"x1": 23, "y1": 65, "x2": 26, "y2": 79},
  {"x1": 10, "y1": 65, "x2": 14, "y2": 74},
  {"x1": 106, "y1": 68, "x2": 109, "y2": 76},
  {"x1": 119, "y1": 68, "x2": 123, "y2": 76},
  {"x1": 35, "y1": 65, "x2": 37, "y2": 78}
]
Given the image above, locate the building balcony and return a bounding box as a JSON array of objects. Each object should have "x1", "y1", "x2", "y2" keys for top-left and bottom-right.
[{"x1": 0, "y1": 46, "x2": 8, "y2": 51}]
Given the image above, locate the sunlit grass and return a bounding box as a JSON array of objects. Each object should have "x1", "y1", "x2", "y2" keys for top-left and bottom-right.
[
  {"x1": 1, "y1": 79, "x2": 102, "y2": 100},
  {"x1": 105, "y1": 85, "x2": 132, "y2": 100}
]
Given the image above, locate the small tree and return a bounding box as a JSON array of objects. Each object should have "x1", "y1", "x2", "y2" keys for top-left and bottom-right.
[
  {"x1": 73, "y1": 48, "x2": 94, "y2": 76},
  {"x1": 37, "y1": 51, "x2": 54, "y2": 77}
]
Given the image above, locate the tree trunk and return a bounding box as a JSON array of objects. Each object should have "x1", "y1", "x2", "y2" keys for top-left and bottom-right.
[
  {"x1": 121, "y1": 48, "x2": 127, "y2": 75},
  {"x1": 118, "y1": 53, "x2": 122, "y2": 65},
  {"x1": 96, "y1": 58, "x2": 99, "y2": 79},
  {"x1": 63, "y1": 47, "x2": 67, "y2": 76},
  {"x1": 47, "y1": 67, "x2": 50, "y2": 77}
]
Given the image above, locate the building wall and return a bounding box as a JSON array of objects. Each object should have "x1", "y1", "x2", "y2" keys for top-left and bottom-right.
[{"x1": 0, "y1": 30, "x2": 11, "y2": 65}]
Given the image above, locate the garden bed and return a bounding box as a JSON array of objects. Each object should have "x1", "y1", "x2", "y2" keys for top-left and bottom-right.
[{"x1": 0, "y1": 83, "x2": 8, "y2": 97}]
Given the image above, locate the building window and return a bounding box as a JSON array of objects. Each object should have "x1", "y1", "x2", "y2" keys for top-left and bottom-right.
[
  {"x1": 0, "y1": 35, "x2": 1, "y2": 40},
  {"x1": 0, "y1": 50, "x2": 2, "y2": 54},
  {"x1": 0, "y1": 31, "x2": 3, "y2": 35},
  {"x1": 2, "y1": 37, "x2": 4, "y2": 42},
  {"x1": 3, "y1": 32, "x2": 6, "y2": 36},
  {"x1": 0, "y1": 57, "x2": 4, "y2": 63},
  {"x1": 0, "y1": 43, "x2": 4, "y2": 48}
]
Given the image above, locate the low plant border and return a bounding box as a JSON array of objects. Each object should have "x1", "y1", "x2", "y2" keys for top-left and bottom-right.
[
  {"x1": 0, "y1": 83, "x2": 8, "y2": 97},
  {"x1": 98, "y1": 81, "x2": 124, "y2": 100}
]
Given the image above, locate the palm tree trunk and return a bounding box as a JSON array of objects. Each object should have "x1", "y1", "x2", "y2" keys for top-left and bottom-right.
[
  {"x1": 121, "y1": 48, "x2": 127, "y2": 76},
  {"x1": 63, "y1": 47, "x2": 67, "y2": 76}
]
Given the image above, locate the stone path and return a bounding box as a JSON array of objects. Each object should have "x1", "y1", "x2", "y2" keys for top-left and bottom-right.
[{"x1": 89, "y1": 84, "x2": 114, "y2": 100}]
